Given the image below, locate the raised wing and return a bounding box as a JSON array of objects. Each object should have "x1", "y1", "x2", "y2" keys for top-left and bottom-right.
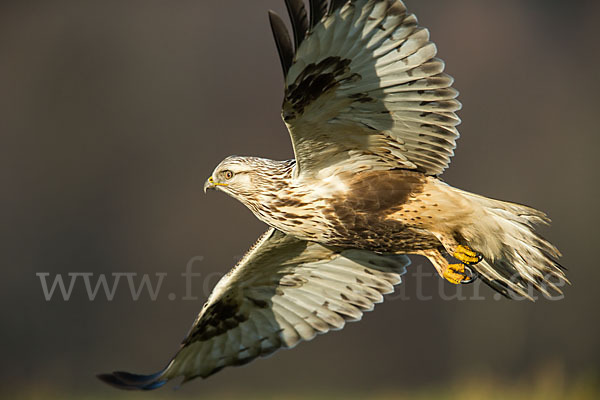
[
  {"x1": 98, "y1": 229, "x2": 409, "y2": 390},
  {"x1": 270, "y1": 0, "x2": 461, "y2": 177}
]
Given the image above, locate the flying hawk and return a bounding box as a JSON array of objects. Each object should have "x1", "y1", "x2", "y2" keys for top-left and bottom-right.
[{"x1": 99, "y1": 0, "x2": 566, "y2": 390}]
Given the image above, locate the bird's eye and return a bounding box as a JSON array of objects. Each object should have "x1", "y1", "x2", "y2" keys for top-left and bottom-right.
[{"x1": 223, "y1": 170, "x2": 234, "y2": 180}]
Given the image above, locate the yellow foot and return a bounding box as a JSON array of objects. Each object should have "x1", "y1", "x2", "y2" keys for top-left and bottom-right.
[
  {"x1": 443, "y1": 263, "x2": 476, "y2": 285},
  {"x1": 453, "y1": 245, "x2": 482, "y2": 265}
]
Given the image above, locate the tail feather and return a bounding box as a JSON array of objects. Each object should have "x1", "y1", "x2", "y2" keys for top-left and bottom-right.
[{"x1": 455, "y1": 190, "x2": 567, "y2": 300}]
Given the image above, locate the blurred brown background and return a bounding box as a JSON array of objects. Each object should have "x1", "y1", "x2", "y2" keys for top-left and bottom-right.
[{"x1": 2, "y1": 0, "x2": 599, "y2": 398}]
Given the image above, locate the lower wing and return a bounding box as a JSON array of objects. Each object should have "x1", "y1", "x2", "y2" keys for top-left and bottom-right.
[{"x1": 98, "y1": 228, "x2": 409, "y2": 390}]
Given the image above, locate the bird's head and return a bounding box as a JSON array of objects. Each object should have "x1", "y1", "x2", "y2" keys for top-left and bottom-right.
[
  {"x1": 204, "y1": 156, "x2": 295, "y2": 202},
  {"x1": 204, "y1": 155, "x2": 253, "y2": 196}
]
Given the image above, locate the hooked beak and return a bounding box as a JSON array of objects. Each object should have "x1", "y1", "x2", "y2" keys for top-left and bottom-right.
[
  {"x1": 203, "y1": 176, "x2": 215, "y2": 193},
  {"x1": 203, "y1": 176, "x2": 228, "y2": 193}
]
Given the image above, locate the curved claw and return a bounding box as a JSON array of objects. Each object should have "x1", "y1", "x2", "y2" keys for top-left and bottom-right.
[
  {"x1": 443, "y1": 263, "x2": 478, "y2": 285},
  {"x1": 460, "y1": 264, "x2": 477, "y2": 284},
  {"x1": 453, "y1": 245, "x2": 483, "y2": 265}
]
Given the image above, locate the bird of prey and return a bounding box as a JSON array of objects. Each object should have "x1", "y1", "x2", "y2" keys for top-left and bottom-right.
[{"x1": 99, "y1": 0, "x2": 566, "y2": 390}]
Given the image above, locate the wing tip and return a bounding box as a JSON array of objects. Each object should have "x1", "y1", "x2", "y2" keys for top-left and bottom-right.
[
  {"x1": 97, "y1": 370, "x2": 168, "y2": 391},
  {"x1": 268, "y1": 10, "x2": 294, "y2": 76},
  {"x1": 284, "y1": 0, "x2": 309, "y2": 49}
]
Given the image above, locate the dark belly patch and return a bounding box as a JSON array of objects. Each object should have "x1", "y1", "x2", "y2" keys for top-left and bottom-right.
[{"x1": 322, "y1": 169, "x2": 441, "y2": 253}]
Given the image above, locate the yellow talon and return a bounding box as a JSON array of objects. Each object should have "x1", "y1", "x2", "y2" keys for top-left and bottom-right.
[
  {"x1": 443, "y1": 263, "x2": 475, "y2": 285},
  {"x1": 453, "y1": 245, "x2": 482, "y2": 265}
]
